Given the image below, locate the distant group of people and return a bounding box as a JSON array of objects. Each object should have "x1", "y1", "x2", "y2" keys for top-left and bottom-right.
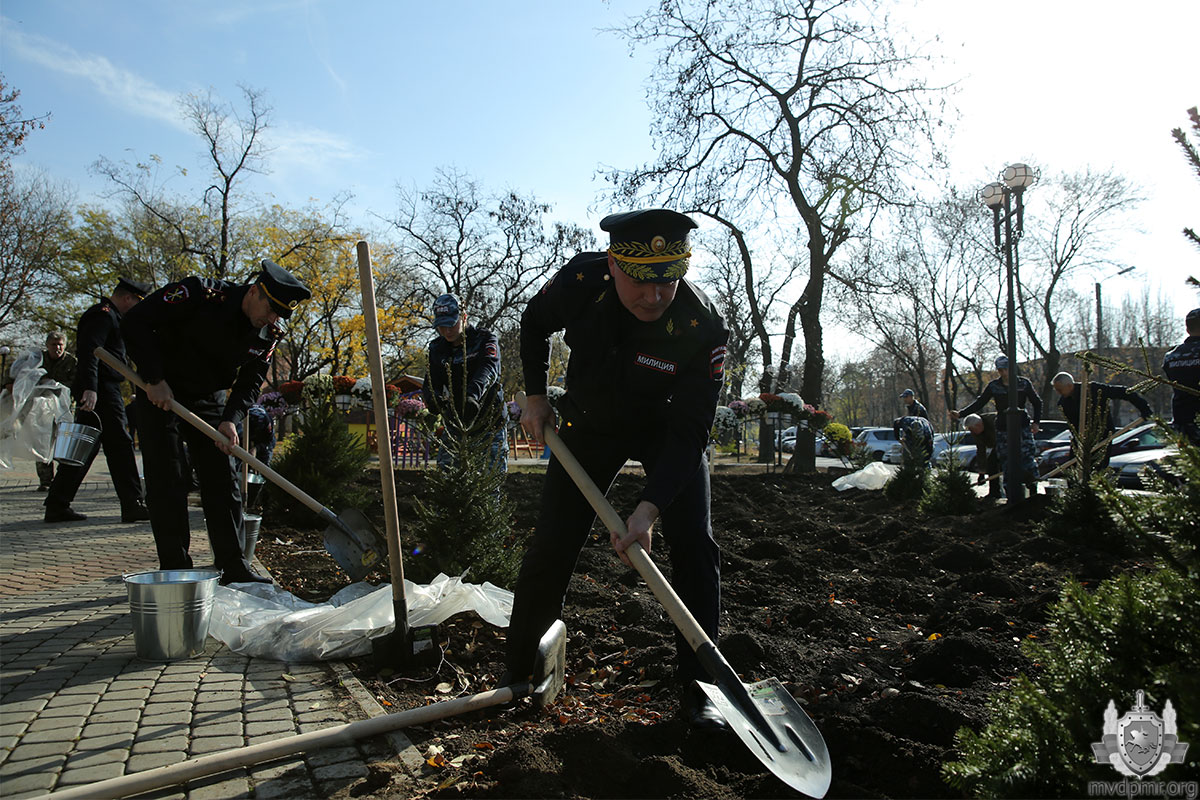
[{"x1": 884, "y1": 306, "x2": 1200, "y2": 499}]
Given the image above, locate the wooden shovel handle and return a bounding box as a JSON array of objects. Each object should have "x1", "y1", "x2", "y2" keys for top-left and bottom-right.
[
  {"x1": 95, "y1": 347, "x2": 327, "y2": 517},
  {"x1": 516, "y1": 392, "x2": 712, "y2": 652}
]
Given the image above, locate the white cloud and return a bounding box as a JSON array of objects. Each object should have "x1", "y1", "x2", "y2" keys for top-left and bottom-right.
[{"x1": 2, "y1": 16, "x2": 187, "y2": 133}]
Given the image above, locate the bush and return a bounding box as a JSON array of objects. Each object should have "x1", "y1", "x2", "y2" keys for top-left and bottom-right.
[
  {"x1": 267, "y1": 395, "x2": 370, "y2": 526},
  {"x1": 884, "y1": 440, "x2": 929, "y2": 502},
  {"x1": 943, "y1": 431, "x2": 1200, "y2": 795},
  {"x1": 823, "y1": 422, "x2": 852, "y2": 456},
  {"x1": 920, "y1": 446, "x2": 975, "y2": 515}
]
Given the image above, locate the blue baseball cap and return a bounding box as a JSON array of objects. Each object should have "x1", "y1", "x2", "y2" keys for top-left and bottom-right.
[
  {"x1": 432, "y1": 293, "x2": 461, "y2": 328},
  {"x1": 995, "y1": 355, "x2": 1010, "y2": 369},
  {"x1": 899, "y1": 389, "x2": 915, "y2": 398}
]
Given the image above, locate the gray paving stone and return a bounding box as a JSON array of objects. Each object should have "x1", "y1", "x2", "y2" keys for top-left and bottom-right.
[
  {"x1": 125, "y1": 750, "x2": 187, "y2": 771},
  {"x1": 130, "y1": 736, "x2": 189, "y2": 754},
  {"x1": 56, "y1": 683, "x2": 105, "y2": 695},
  {"x1": 0, "y1": 699, "x2": 48, "y2": 714},
  {"x1": 0, "y1": 732, "x2": 18, "y2": 752},
  {"x1": 0, "y1": 752, "x2": 67, "y2": 777},
  {"x1": 142, "y1": 702, "x2": 195, "y2": 716},
  {"x1": 244, "y1": 720, "x2": 296, "y2": 737},
  {"x1": 243, "y1": 707, "x2": 293, "y2": 723},
  {"x1": 191, "y1": 719, "x2": 242, "y2": 738},
  {"x1": 195, "y1": 691, "x2": 241, "y2": 704},
  {"x1": 73, "y1": 731, "x2": 135, "y2": 751},
  {"x1": 26, "y1": 715, "x2": 86, "y2": 733},
  {"x1": 244, "y1": 730, "x2": 298, "y2": 746},
  {"x1": 81, "y1": 720, "x2": 139, "y2": 738},
  {"x1": 91, "y1": 697, "x2": 142, "y2": 714},
  {"x1": 45, "y1": 694, "x2": 98, "y2": 708},
  {"x1": 19, "y1": 725, "x2": 81, "y2": 744},
  {"x1": 138, "y1": 710, "x2": 191, "y2": 727},
  {"x1": 64, "y1": 748, "x2": 128, "y2": 769},
  {"x1": 101, "y1": 687, "x2": 151, "y2": 701},
  {"x1": 296, "y1": 709, "x2": 346, "y2": 725},
  {"x1": 56, "y1": 761, "x2": 127, "y2": 783},
  {"x1": 186, "y1": 774, "x2": 251, "y2": 800},
  {"x1": 147, "y1": 690, "x2": 195, "y2": 704},
  {"x1": 312, "y1": 761, "x2": 370, "y2": 781},
  {"x1": 0, "y1": 770, "x2": 57, "y2": 794},
  {"x1": 252, "y1": 775, "x2": 316, "y2": 800},
  {"x1": 88, "y1": 708, "x2": 141, "y2": 724},
  {"x1": 193, "y1": 699, "x2": 242, "y2": 714},
  {"x1": 303, "y1": 746, "x2": 359, "y2": 767},
  {"x1": 248, "y1": 759, "x2": 308, "y2": 781},
  {"x1": 37, "y1": 702, "x2": 95, "y2": 719},
  {"x1": 2, "y1": 741, "x2": 74, "y2": 762},
  {"x1": 189, "y1": 735, "x2": 244, "y2": 755}
]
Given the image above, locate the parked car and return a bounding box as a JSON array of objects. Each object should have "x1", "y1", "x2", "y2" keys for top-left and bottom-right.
[
  {"x1": 1033, "y1": 419, "x2": 1070, "y2": 441},
  {"x1": 853, "y1": 427, "x2": 899, "y2": 460},
  {"x1": 1109, "y1": 446, "x2": 1179, "y2": 489},
  {"x1": 1035, "y1": 428, "x2": 1072, "y2": 456},
  {"x1": 886, "y1": 432, "x2": 973, "y2": 466},
  {"x1": 1038, "y1": 422, "x2": 1168, "y2": 476}
]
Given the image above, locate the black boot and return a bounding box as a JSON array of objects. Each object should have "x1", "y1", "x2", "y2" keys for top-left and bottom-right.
[
  {"x1": 219, "y1": 566, "x2": 272, "y2": 586},
  {"x1": 680, "y1": 681, "x2": 727, "y2": 730},
  {"x1": 44, "y1": 506, "x2": 86, "y2": 523},
  {"x1": 121, "y1": 504, "x2": 151, "y2": 523}
]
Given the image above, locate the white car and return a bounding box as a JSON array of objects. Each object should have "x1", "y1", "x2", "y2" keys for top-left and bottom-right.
[{"x1": 854, "y1": 427, "x2": 899, "y2": 460}]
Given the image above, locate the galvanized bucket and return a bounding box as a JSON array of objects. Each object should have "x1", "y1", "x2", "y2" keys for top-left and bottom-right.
[
  {"x1": 242, "y1": 513, "x2": 262, "y2": 561},
  {"x1": 51, "y1": 409, "x2": 101, "y2": 466},
  {"x1": 124, "y1": 570, "x2": 221, "y2": 661}
]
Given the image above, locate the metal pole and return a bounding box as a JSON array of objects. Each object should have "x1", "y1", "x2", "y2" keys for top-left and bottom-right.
[
  {"x1": 1003, "y1": 189, "x2": 1023, "y2": 505},
  {"x1": 1095, "y1": 282, "x2": 1104, "y2": 349}
]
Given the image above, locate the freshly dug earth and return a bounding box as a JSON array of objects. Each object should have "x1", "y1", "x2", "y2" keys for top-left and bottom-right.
[{"x1": 255, "y1": 469, "x2": 1134, "y2": 799}]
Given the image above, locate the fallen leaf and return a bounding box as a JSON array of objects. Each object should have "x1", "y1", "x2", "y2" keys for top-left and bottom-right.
[
  {"x1": 435, "y1": 682, "x2": 453, "y2": 694},
  {"x1": 281, "y1": 673, "x2": 297, "y2": 682}
]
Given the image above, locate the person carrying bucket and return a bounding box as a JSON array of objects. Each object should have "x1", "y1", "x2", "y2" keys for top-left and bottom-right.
[
  {"x1": 44, "y1": 277, "x2": 153, "y2": 523},
  {"x1": 122, "y1": 260, "x2": 310, "y2": 586}
]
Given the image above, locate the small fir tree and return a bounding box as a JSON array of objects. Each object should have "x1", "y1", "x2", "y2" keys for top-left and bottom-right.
[
  {"x1": 919, "y1": 439, "x2": 975, "y2": 515},
  {"x1": 268, "y1": 391, "x2": 370, "y2": 527},
  {"x1": 884, "y1": 437, "x2": 929, "y2": 502}
]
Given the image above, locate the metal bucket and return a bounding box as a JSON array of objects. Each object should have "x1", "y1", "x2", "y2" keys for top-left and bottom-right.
[
  {"x1": 243, "y1": 513, "x2": 262, "y2": 561},
  {"x1": 1044, "y1": 478, "x2": 1068, "y2": 497},
  {"x1": 124, "y1": 570, "x2": 220, "y2": 661},
  {"x1": 51, "y1": 409, "x2": 101, "y2": 466}
]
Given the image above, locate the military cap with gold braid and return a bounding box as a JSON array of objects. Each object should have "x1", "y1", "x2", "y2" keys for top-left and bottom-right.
[
  {"x1": 256, "y1": 259, "x2": 312, "y2": 319},
  {"x1": 601, "y1": 208, "x2": 697, "y2": 283}
]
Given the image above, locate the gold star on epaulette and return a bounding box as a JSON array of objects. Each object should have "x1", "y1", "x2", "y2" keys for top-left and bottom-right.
[
  {"x1": 690, "y1": 318, "x2": 699, "y2": 327},
  {"x1": 576, "y1": 272, "x2": 584, "y2": 281}
]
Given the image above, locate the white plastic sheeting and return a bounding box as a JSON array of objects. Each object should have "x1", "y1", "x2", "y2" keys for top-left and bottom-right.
[
  {"x1": 0, "y1": 352, "x2": 73, "y2": 471},
  {"x1": 208, "y1": 573, "x2": 514, "y2": 662},
  {"x1": 831, "y1": 462, "x2": 898, "y2": 491}
]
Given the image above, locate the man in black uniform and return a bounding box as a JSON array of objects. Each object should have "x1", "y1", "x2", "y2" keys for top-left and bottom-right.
[
  {"x1": 420, "y1": 292, "x2": 507, "y2": 471},
  {"x1": 1162, "y1": 308, "x2": 1200, "y2": 446},
  {"x1": 1050, "y1": 371, "x2": 1152, "y2": 468},
  {"x1": 950, "y1": 356, "x2": 1042, "y2": 497},
  {"x1": 35, "y1": 331, "x2": 78, "y2": 490},
  {"x1": 122, "y1": 260, "x2": 310, "y2": 585},
  {"x1": 898, "y1": 388, "x2": 928, "y2": 420},
  {"x1": 505, "y1": 209, "x2": 729, "y2": 729},
  {"x1": 44, "y1": 278, "x2": 152, "y2": 523}
]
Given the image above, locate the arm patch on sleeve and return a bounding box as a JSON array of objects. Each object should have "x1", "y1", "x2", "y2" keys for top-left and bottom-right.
[{"x1": 710, "y1": 345, "x2": 726, "y2": 382}]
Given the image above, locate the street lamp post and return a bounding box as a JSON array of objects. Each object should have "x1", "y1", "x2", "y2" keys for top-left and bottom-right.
[
  {"x1": 0, "y1": 346, "x2": 9, "y2": 386},
  {"x1": 981, "y1": 163, "x2": 1037, "y2": 506},
  {"x1": 1094, "y1": 266, "x2": 1136, "y2": 349}
]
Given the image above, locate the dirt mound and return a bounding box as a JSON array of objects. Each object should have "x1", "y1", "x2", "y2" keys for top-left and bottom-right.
[{"x1": 256, "y1": 469, "x2": 1133, "y2": 799}]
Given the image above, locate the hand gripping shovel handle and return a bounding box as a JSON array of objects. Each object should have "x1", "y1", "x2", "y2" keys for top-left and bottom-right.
[
  {"x1": 515, "y1": 393, "x2": 784, "y2": 752},
  {"x1": 94, "y1": 347, "x2": 331, "y2": 522}
]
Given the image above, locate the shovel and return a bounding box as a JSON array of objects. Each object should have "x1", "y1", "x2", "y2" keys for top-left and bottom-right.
[
  {"x1": 516, "y1": 393, "x2": 832, "y2": 798},
  {"x1": 47, "y1": 620, "x2": 567, "y2": 800},
  {"x1": 95, "y1": 347, "x2": 386, "y2": 580}
]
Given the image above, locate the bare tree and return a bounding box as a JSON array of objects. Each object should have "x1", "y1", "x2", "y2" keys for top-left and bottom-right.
[
  {"x1": 93, "y1": 86, "x2": 273, "y2": 278},
  {"x1": 606, "y1": 0, "x2": 945, "y2": 403},
  {"x1": 384, "y1": 167, "x2": 594, "y2": 331},
  {"x1": 1012, "y1": 167, "x2": 1144, "y2": 399}
]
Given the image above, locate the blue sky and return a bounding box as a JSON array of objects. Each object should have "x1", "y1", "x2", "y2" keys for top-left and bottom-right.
[{"x1": 2, "y1": 0, "x2": 1199, "y2": 331}]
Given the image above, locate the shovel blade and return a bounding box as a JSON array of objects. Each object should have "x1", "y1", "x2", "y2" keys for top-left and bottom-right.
[
  {"x1": 322, "y1": 507, "x2": 386, "y2": 581},
  {"x1": 699, "y1": 677, "x2": 831, "y2": 799}
]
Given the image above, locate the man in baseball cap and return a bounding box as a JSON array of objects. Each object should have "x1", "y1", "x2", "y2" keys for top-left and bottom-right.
[{"x1": 898, "y1": 388, "x2": 928, "y2": 419}]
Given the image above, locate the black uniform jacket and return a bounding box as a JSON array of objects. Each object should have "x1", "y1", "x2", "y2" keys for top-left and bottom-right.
[
  {"x1": 520, "y1": 252, "x2": 729, "y2": 511},
  {"x1": 73, "y1": 298, "x2": 130, "y2": 398},
  {"x1": 1163, "y1": 335, "x2": 1200, "y2": 427},
  {"x1": 1055, "y1": 381, "x2": 1152, "y2": 433},
  {"x1": 422, "y1": 325, "x2": 504, "y2": 428},
  {"x1": 959, "y1": 376, "x2": 1042, "y2": 424},
  {"x1": 121, "y1": 277, "x2": 277, "y2": 428}
]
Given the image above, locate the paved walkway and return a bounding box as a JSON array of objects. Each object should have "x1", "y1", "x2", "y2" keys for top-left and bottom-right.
[{"x1": 0, "y1": 458, "x2": 418, "y2": 799}]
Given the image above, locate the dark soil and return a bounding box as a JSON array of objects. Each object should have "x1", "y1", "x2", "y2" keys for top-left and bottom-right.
[{"x1": 254, "y1": 469, "x2": 1133, "y2": 799}]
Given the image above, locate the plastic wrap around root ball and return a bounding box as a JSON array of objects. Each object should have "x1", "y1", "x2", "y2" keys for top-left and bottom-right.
[{"x1": 208, "y1": 573, "x2": 513, "y2": 661}]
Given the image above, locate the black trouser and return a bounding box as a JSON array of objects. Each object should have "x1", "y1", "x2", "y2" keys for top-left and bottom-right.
[
  {"x1": 46, "y1": 381, "x2": 144, "y2": 511},
  {"x1": 136, "y1": 391, "x2": 251, "y2": 573},
  {"x1": 505, "y1": 426, "x2": 720, "y2": 684}
]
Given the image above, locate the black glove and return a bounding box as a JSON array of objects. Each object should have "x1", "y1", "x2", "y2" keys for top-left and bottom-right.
[{"x1": 463, "y1": 396, "x2": 480, "y2": 425}]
